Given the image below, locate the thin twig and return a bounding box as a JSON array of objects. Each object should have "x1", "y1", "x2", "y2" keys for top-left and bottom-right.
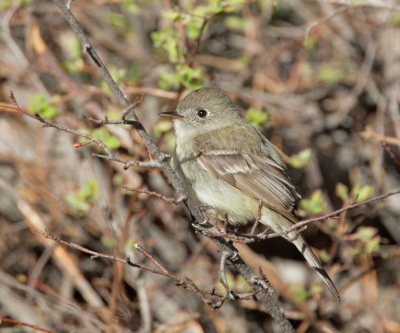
[
  {"x1": 9, "y1": 94, "x2": 161, "y2": 171},
  {"x1": 283, "y1": 188, "x2": 400, "y2": 236},
  {"x1": 122, "y1": 186, "x2": 185, "y2": 204},
  {"x1": 381, "y1": 141, "x2": 400, "y2": 167},
  {"x1": 323, "y1": 0, "x2": 400, "y2": 12},
  {"x1": 9, "y1": 93, "x2": 112, "y2": 156},
  {"x1": 0, "y1": 317, "x2": 54, "y2": 333},
  {"x1": 41, "y1": 231, "x2": 255, "y2": 307},
  {"x1": 361, "y1": 126, "x2": 400, "y2": 146},
  {"x1": 304, "y1": 6, "x2": 349, "y2": 43},
  {"x1": 34, "y1": 2, "x2": 299, "y2": 330},
  {"x1": 195, "y1": 189, "x2": 400, "y2": 243}
]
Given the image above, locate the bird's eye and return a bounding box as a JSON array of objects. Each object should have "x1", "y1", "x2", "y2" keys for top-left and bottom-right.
[{"x1": 197, "y1": 109, "x2": 208, "y2": 118}]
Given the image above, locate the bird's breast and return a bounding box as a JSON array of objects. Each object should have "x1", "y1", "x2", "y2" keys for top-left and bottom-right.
[{"x1": 174, "y1": 143, "x2": 258, "y2": 225}]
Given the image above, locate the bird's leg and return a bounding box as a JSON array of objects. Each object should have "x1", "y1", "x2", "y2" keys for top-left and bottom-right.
[
  {"x1": 190, "y1": 205, "x2": 212, "y2": 226},
  {"x1": 216, "y1": 249, "x2": 237, "y2": 306},
  {"x1": 199, "y1": 205, "x2": 212, "y2": 213},
  {"x1": 251, "y1": 201, "x2": 263, "y2": 235},
  {"x1": 223, "y1": 213, "x2": 230, "y2": 232}
]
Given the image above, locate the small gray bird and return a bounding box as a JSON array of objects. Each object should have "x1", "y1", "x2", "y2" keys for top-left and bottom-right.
[{"x1": 160, "y1": 87, "x2": 340, "y2": 302}]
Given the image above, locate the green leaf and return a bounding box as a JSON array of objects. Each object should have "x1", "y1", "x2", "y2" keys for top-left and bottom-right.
[
  {"x1": 176, "y1": 64, "x2": 204, "y2": 90},
  {"x1": 288, "y1": 149, "x2": 312, "y2": 169},
  {"x1": 224, "y1": 16, "x2": 245, "y2": 31},
  {"x1": 151, "y1": 30, "x2": 180, "y2": 63},
  {"x1": 187, "y1": 16, "x2": 205, "y2": 40},
  {"x1": 78, "y1": 180, "x2": 99, "y2": 202},
  {"x1": 122, "y1": 0, "x2": 140, "y2": 14},
  {"x1": 106, "y1": 109, "x2": 121, "y2": 121},
  {"x1": 353, "y1": 226, "x2": 381, "y2": 256},
  {"x1": 64, "y1": 193, "x2": 90, "y2": 218},
  {"x1": 162, "y1": 10, "x2": 182, "y2": 22},
  {"x1": 335, "y1": 183, "x2": 349, "y2": 201},
  {"x1": 28, "y1": 94, "x2": 59, "y2": 119},
  {"x1": 101, "y1": 236, "x2": 119, "y2": 250},
  {"x1": 356, "y1": 226, "x2": 377, "y2": 242},
  {"x1": 64, "y1": 180, "x2": 98, "y2": 218},
  {"x1": 159, "y1": 69, "x2": 181, "y2": 90},
  {"x1": 299, "y1": 190, "x2": 326, "y2": 215},
  {"x1": 318, "y1": 63, "x2": 345, "y2": 84},
  {"x1": 319, "y1": 250, "x2": 331, "y2": 263},
  {"x1": 303, "y1": 36, "x2": 316, "y2": 51},
  {"x1": 108, "y1": 12, "x2": 128, "y2": 29},
  {"x1": 366, "y1": 237, "x2": 380, "y2": 254},
  {"x1": 351, "y1": 185, "x2": 375, "y2": 203},
  {"x1": 153, "y1": 120, "x2": 172, "y2": 138},
  {"x1": 163, "y1": 132, "x2": 176, "y2": 153},
  {"x1": 391, "y1": 12, "x2": 400, "y2": 26},
  {"x1": 91, "y1": 128, "x2": 121, "y2": 150},
  {"x1": 291, "y1": 283, "x2": 308, "y2": 303},
  {"x1": 245, "y1": 107, "x2": 270, "y2": 130}
]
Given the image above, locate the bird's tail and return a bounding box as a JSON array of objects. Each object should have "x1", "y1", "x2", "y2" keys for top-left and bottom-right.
[
  {"x1": 262, "y1": 210, "x2": 341, "y2": 302},
  {"x1": 291, "y1": 234, "x2": 341, "y2": 302}
]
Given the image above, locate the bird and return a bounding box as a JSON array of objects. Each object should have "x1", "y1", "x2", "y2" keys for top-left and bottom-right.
[{"x1": 160, "y1": 87, "x2": 340, "y2": 302}]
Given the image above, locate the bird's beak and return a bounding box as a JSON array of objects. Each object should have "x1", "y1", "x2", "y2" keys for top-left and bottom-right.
[{"x1": 159, "y1": 111, "x2": 183, "y2": 119}]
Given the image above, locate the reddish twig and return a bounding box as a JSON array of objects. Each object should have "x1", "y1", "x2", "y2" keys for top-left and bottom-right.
[
  {"x1": 381, "y1": 141, "x2": 400, "y2": 167},
  {"x1": 40, "y1": 231, "x2": 255, "y2": 307},
  {"x1": 0, "y1": 317, "x2": 54, "y2": 333},
  {"x1": 134, "y1": 243, "x2": 169, "y2": 275}
]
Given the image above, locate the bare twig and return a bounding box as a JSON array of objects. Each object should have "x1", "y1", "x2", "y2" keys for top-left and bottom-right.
[
  {"x1": 195, "y1": 189, "x2": 400, "y2": 243},
  {"x1": 361, "y1": 126, "x2": 400, "y2": 146},
  {"x1": 304, "y1": 6, "x2": 349, "y2": 42},
  {"x1": 41, "y1": 231, "x2": 255, "y2": 307},
  {"x1": 381, "y1": 141, "x2": 400, "y2": 167},
  {"x1": 0, "y1": 317, "x2": 54, "y2": 333},
  {"x1": 122, "y1": 186, "x2": 185, "y2": 204},
  {"x1": 323, "y1": 0, "x2": 400, "y2": 12},
  {"x1": 21, "y1": 2, "x2": 302, "y2": 331},
  {"x1": 270, "y1": 188, "x2": 400, "y2": 237},
  {"x1": 8, "y1": 95, "x2": 161, "y2": 171}
]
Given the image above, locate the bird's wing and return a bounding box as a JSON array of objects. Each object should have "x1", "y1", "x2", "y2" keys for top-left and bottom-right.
[{"x1": 192, "y1": 125, "x2": 300, "y2": 222}]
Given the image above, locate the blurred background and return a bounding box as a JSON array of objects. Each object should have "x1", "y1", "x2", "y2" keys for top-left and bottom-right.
[{"x1": 1, "y1": 0, "x2": 400, "y2": 332}]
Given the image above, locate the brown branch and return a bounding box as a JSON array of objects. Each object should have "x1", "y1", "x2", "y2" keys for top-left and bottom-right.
[
  {"x1": 0, "y1": 317, "x2": 54, "y2": 333},
  {"x1": 381, "y1": 141, "x2": 400, "y2": 167},
  {"x1": 283, "y1": 188, "x2": 400, "y2": 236},
  {"x1": 9, "y1": 93, "x2": 112, "y2": 155},
  {"x1": 8, "y1": 94, "x2": 162, "y2": 171},
  {"x1": 195, "y1": 189, "x2": 400, "y2": 243},
  {"x1": 304, "y1": 6, "x2": 349, "y2": 43},
  {"x1": 40, "y1": 231, "x2": 255, "y2": 307},
  {"x1": 122, "y1": 186, "x2": 185, "y2": 204},
  {"x1": 20, "y1": 2, "x2": 301, "y2": 331},
  {"x1": 361, "y1": 126, "x2": 400, "y2": 146}
]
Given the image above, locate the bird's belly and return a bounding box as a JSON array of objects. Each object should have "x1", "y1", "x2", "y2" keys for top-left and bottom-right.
[{"x1": 191, "y1": 169, "x2": 259, "y2": 225}]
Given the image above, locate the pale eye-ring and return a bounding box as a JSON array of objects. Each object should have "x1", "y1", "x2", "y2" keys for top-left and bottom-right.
[{"x1": 197, "y1": 109, "x2": 208, "y2": 118}]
